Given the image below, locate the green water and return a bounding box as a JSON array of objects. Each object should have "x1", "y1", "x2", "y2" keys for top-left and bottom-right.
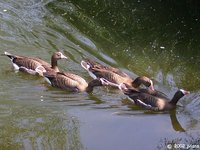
[{"x1": 0, "y1": 0, "x2": 200, "y2": 149}]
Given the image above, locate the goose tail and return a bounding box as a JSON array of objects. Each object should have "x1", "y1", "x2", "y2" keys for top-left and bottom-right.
[
  {"x1": 1, "y1": 51, "x2": 16, "y2": 60},
  {"x1": 81, "y1": 60, "x2": 91, "y2": 70}
]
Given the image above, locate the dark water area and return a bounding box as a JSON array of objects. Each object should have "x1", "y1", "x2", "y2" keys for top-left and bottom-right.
[
  {"x1": 0, "y1": 0, "x2": 200, "y2": 149},
  {"x1": 48, "y1": 0, "x2": 200, "y2": 91}
]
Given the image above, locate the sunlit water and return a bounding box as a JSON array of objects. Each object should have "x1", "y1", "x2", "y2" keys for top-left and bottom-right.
[{"x1": 0, "y1": 0, "x2": 200, "y2": 150}]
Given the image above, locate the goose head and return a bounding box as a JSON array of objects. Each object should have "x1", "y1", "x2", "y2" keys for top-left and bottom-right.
[
  {"x1": 52, "y1": 51, "x2": 68, "y2": 61},
  {"x1": 51, "y1": 51, "x2": 67, "y2": 72},
  {"x1": 170, "y1": 89, "x2": 190, "y2": 105},
  {"x1": 132, "y1": 76, "x2": 154, "y2": 91}
]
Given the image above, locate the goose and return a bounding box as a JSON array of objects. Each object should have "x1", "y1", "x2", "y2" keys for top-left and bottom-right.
[
  {"x1": 2, "y1": 51, "x2": 67, "y2": 76},
  {"x1": 43, "y1": 71, "x2": 108, "y2": 92},
  {"x1": 30, "y1": 51, "x2": 67, "y2": 72},
  {"x1": 97, "y1": 78, "x2": 168, "y2": 99},
  {"x1": 119, "y1": 83, "x2": 190, "y2": 111},
  {"x1": 81, "y1": 59, "x2": 154, "y2": 90}
]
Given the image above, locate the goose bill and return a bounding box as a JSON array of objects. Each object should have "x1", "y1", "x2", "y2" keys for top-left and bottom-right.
[
  {"x1": 60, "y1": 53, "x2": 68, "y2": 59},
  {"x1": 180, "y1": 89, "x2": 190, "y2": 95}
]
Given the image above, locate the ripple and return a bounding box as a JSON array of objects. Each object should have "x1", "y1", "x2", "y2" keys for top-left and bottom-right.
[
  {"x1": 75, "y1": 34, "x2": 97, "y2": 50},
  {"x1": 0, "y1": 104, "x2": 12, "y2": 118},
  {"x1": 185, "y1": 92, "x2": 200, "y2": 120}
]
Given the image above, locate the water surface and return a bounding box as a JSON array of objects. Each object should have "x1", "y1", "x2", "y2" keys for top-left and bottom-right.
[{"x1": 0, "y1": 0, "x2": 200, "y2": 149}]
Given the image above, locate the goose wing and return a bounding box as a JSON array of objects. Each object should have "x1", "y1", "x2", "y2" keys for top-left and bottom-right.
[
  {"x1": 126, "y1": 92, "x2": 159, "y2": 108},
  {"x1": 134, "y1": 99, "x2": 159, "y2": 111},
  {"x1": 58, "y1": 72, "x2": 88, "y2": 86},
  {"x1": 89, "y1": 68, "x2": 133, "y2": 85},
  {"x1": 30, "y1": 57, "x2": 51, "y2": 68},
  {"x1": 153, "y1": 90, "x2": 169, "y2": 99},
  {"x1": 13, "y1": 57, "x2": 44, "y2": 70},
  {"x1": 139, "y1": 89, "x2": 169, "y2": 99},
  {"x1": 92, "y1": 64, "x2": 129, "y2": 78},
  {"x1": 47, "y1": 73, "x2": 81, "y2": 92},
  {"x1": 44, "y1": 72, "x2": 87, "y2": 92},
  {"x1": 81, "y1": 59, "x2": 130, "y2": 78},
  {"x1": 3, "y1": 52, "x2": 46, "y2": 74}
]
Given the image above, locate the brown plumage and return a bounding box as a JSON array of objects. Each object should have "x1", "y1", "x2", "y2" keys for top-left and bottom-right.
[
  {"x1": 119, "y1": 83, "x2": 190, "y2": 111},
  {"x1": 31, "y1": 51, "x2": 67, "y2": 72},
  {"x1": 43, "y1": 71, "x2": 105, "y2": 92},
  {"x1": 119, "y1": 83, "x2": 168, "y2": 99},
  {"x1": 2, "y1": 51, "x2": 67, "y2": 76},
  {"x1": 81, "y1": 59, "x2": 154, "y2": 90}
]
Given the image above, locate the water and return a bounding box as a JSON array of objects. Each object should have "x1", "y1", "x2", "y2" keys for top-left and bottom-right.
[{"x1": 0, "y1": 0, "x2": 200, "y2": 149}]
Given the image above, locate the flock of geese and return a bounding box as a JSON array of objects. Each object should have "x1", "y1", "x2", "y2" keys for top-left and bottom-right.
[{"x1": 2, "y1": 51, "x2": 190, "y2": 111}]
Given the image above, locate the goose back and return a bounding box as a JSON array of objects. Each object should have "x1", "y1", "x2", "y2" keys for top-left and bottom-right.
[
  {"x1": 44, "y1": 72, "x2": 88, "y2": 92},
  {"x1": 44, "y1": 71, "x2": 106, "y2": 92},
  {"x1": 30, "y1": 57, "x2": 51, "y2": 68},
  {"x1": 2, "y1": 52, "x2": 46, "y2": 75},
  {"x1": 30, "y1": 51, "x2": 67, "y2": 72},
  {"x1": 81, "y1": 59, "x2": 154, "y2": 88},
  {"x1": 119, "y1": 83, "x2": 189, "y2": 111},
  {"x1": 2, "y1": 51, "x2": 67, "y2": 76},
  {"x1": 81, "y1": 59, "x2": 129, "y2": 78}
]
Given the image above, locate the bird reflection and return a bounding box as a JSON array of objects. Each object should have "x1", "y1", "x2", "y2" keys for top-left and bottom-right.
[
  {"x1": 121, "y1": 98, "x2": 186, "y2": 132},
  {"x1": 169, "y1": 109, "x2": 185, "y2": 132}
]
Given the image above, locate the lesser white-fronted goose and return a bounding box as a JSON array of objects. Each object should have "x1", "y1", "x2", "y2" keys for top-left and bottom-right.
[
  {"x1": 81, "y1": 59, "x2": 154, "y2": 90},
  {"x1": 98, "y1": 79, "x2": 168, "y2": 99},
  {"x1": 43, "y1": 71, "x2": 106, "y2": 92},
  {"x1": 119, "y1": 83, "x2": 190, "y2": 111},
  {"x1": 118, "y1": 83, "x2": 168, "y2": 99},
  {"x1": 31, "y1": 51, "x2": 67, "y2": 72},
  {"x1": 2, "y1": 51, "x2": 67, "y2": 76}
]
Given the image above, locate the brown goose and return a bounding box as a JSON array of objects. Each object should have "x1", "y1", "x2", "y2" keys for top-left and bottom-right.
[
  {"x1": 119, "y1": 83, "x2": 190, "y2": 111},
  {"x1": 2, "y1": 51, "x2": 67, "y2": 76},
  {"x1": 43, "y1": 71, "x2": 107, "y2": 92},
  {"x1": 30, "y1": 51, "x2": 67, "y2": 72},
  {"x1": 99, "y1": 79, "x2": 168, "y2": 99},
  {"x1": 119, "y1": 83, "x2": 169, "y2": 99},
  {"x1": 81, "y1": 59, "x2": 154, "y2": 90}
]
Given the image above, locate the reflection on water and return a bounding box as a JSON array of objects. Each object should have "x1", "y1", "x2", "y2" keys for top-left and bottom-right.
[
  {"x1": 0, "y1": 0, "x2": 200, "y2": 149},
  {"x1": 49, "y1": 0, "x2": 200, "y2": 91},
  {"x1": 0, "y1": 101, "x2": 82, "y2": 150},
  {"x1": 169, "y1": 110, "x2": 185, "y2": 132}
]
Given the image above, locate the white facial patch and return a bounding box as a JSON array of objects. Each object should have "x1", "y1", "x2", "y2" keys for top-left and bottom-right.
[
  {"x1": 4, "y1": 51, "x2": 12, "y2": 56},
  {"x1": 180, "y1": 89, "x2": 189, "y2": 95},
  {"x1": 60, "y1": 52, "x2": 67, "y2": 59}
]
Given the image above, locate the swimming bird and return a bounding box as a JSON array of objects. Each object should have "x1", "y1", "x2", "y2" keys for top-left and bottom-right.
[
  {"x1": 2, "y1": 51, "x2": 67, "y2": 76},
  {"x1": 81, "y1": 59, "x2": 154, "y2": 90},
  {"x1": 119, "y1": 83, "x2": 190, "y2": 111},
  {"x1": 43, "y1": 71, "x2": 107, "y2": 92}
]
